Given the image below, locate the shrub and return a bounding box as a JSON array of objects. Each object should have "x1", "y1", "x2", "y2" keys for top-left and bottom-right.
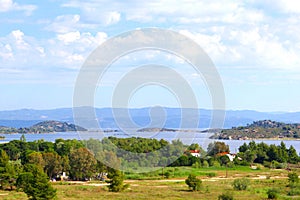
[
  {"x1": 218, "y1": 192, "x2": 234, "y2": 200},
  {"x1": 107, "y1": 169, "x2": 129, "y2": 192},
  {"x1": 263, "y1": 161, "x2": 271, "y2": 168},
  {"x1": 267, "y1": 188, "x2": 279, "y2": 199},
  {"x1": 288, "y1": 172, "x2": 299, "y2": 187},
  {"x1": 212, "y1": 161, "x2": 221, "y2": 167},
  {"x1": 202, "y1": 160, "x2": 209, "y2": 168},
  {"x1": 232, "y1": 178, "x2": 250, "y2": 190},
  {"x1": 192, "y1": 162, "x2": 200, "y2": 169},
  {"x1": 206, "y1": 172, "x2": 216, "y2": 178},
  {"x1": 185, "y1": 174, "x2": 202, "y2": 191},
  {"x1": 164, "y1": 171, "x2": 171, "y2": 179},
  {"x1": 288, "y1": 188, "x2": 300, "y2": 196}
]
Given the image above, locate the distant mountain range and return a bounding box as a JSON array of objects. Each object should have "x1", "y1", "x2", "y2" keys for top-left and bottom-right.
[{"x1": 0, "y1": 107, "x2": 300, "y2": 129}]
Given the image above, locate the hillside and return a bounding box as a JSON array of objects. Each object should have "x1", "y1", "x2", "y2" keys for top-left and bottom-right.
[
  {"x1": 0, "y1": 120, "x2": 87, "y2": 134},
  {"x1": 210, "y1": 120, "x2": 300, "y2": 140}
]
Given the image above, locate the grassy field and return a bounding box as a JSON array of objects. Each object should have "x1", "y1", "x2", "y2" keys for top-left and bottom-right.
[{"x1": 1, "y1": 167, "x2": 299, "y2": 200}]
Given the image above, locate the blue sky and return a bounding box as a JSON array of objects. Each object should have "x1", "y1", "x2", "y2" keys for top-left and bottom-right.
[{"x1": 1, "y1": 0, "x2": 300, "y2": 112}]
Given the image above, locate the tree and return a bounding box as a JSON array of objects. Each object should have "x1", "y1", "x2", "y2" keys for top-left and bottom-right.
[
  {"x1": 219, "y1": 155, "x2": 230, "y2": 166},
  {"x1": 187, "y1": 143, "x2": 200, "y2": 151},
  {"x1": 17, "y1": 164, "x2": 56, "y2": 200},
  {"x1": 207, "y1": 142, "x2": 229, "y2": 156},
  {"x1": 54, "y1": 139, "x2": 84, "y2": 157},
  {"x1": 42, "y1": 152, "x2": 63, "y2": 178},
  {"x1": 0, "y1": 160, "x2": 23, "y2": 190},
  {"x1": 0, "y1": 149, "x2": 11, "y2": 190},
  {"x1": 69, "y1": 147, "x2": 97, "y2": 180},
  {"x1": 27, "y1": 152, "x2": 45, "y2": 169},
  {"x1": 20, "y1": 134, "x2": 26, "y2": 142},
  {"x1": 185, "y1": 174, "x2": 202, "y2": 191},
  {"x1": 107, "y1": 169, "x2": 129, "y2": 192},
  {"x1": 277, "y1": 141, "x2": 288, "y2": 163},
  {"x1": 267, "y1": 145, "x2": 279, "y2": 162},
  {"x1": 287, "y1": 146, "x2": 299, "y2": 164}
]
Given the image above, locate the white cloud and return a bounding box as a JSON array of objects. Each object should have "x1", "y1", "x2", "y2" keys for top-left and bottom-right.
[
  {"x1": 179, "y1": 26, "x2": 300, "y2": 71},
  {"x1": 101, "y1": 11, "x2": 121, "y2": 25},
  {"x1": 0, "y1": 43, "x2": 13, "y2": 60},
  {"x1": 0, "y1": 0, "x2": 36, "y2": 15},
  {"x1": 46, "y1": 14, "x2": 81, "y2": 33},
  {"x1": 57, "y1": 31, "x2": 81, "y2": 44},
  {"x1": 0, "y1": 29, "x2": 108, "y2": 78},
  {"x1": 275, "y1": 0, "x2": 300, "y2": 14}
]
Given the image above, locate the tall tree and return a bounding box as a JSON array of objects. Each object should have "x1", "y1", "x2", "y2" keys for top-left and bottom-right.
[
  {"x1": 288, "y1": 146, "x2": 299, "y2": 164},
  {"x1": 27, "y1": 152, "x2": 45, "y2": 169},
  {"x1": 17, "y1": 164, "x2": 56, "y2": 200},
  {"x1": 207, "y1": 142, "x2": 229, "y2": 156},
  {"x1": 69, "y1": 148, "x2": 97, "y2": 180},
  {"x1": 42, "y1": 152, "x2": 63, "y2": 178}
]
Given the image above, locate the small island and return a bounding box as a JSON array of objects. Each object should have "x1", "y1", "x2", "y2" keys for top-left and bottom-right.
[
  {"x1": 0, "y1": 120, "x2": 87, "y2": 134},
  {"x1": 210, "y1": 120, "x2": 300, "y2": 140}
]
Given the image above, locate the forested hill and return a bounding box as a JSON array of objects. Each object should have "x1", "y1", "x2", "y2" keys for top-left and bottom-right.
[
  {"x1": 210, "y1": 120, "x2": 300, "y2": 140},
  {"x1": 0, "y1": 120, "x2": 87, "y2": 134}
]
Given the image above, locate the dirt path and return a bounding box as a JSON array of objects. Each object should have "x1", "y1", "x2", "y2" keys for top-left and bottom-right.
[{"x1": 63, "y1": 174, "x2": 289, "y2": 186}]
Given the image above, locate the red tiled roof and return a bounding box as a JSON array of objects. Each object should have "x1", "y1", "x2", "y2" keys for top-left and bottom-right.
[{"x1": 216, "y1": 152, "x2": 229, "y2": 156}]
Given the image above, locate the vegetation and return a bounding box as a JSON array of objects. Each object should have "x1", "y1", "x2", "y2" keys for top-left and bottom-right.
[
  {"x1": 0, "y1": 134, "x2": 299, "y2": 199},
  {"x1": 16, "y1": 164, "x2": 57, "y2": 200},
  {"x1": 106, "y1": 169, "x2": 129, "y2": 192},
  {"x1": 0, "y1": 120, "x2": 86, "y2": 134},
  {"x1": 236, "y1": 141, "x2": 300, "y2": 165},
  {"x1": 267, "y1": 188, "x2": 279, "y2": 199},
  {"x1": 218, "y1": 192, "x2": 234, "y2": 200},
  {"x1": 1, "y1": 175, "x2": 300, "y2": 199},
  {"x1": 185, "y1": 174, "x2": 202, "y2": 191},
  {"x1": 288, "y1": 172, "x2": 299, "y2": 187},
  {"x1": 211, "y1": 120, "x2": 300, "y2": 140},
  {"x1": 232, "y1": 178, "x2": 250, "y2": 190}
]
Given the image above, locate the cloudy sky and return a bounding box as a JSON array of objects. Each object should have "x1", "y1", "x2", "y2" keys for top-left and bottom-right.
[{"x1": 1, "y1": 0, "x2": 300, "y2": 112}]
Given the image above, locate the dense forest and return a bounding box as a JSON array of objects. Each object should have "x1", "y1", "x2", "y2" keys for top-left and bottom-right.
[{"x1": 211, "y1": 120, "x2": 300, "y2": 140}]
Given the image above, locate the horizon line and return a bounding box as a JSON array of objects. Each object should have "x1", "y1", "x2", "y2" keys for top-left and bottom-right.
[{"x1": 0, "y1": 106, "x2": 297, "y2": 114}]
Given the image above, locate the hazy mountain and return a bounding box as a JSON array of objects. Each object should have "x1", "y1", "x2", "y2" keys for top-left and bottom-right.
[{"x1": 0, "y1": 107, "x2": 299, "y2": 129}]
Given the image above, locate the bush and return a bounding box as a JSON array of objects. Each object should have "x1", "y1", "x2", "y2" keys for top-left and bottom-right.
[
  {"x1": 212, "y1": 161, "x2": 221, "y2": 167},
  {"x1": 288, "y1": 172, "x2": 299, "y2": 187},
  {"x1": 164, "y1": 171, "x2": 171, "y2": 179},
  {"x1": 263, "y1": 161, "x2": 271, "y2": 168},
  {"x1": 288, "y1": 188, "x2": 300, "y2": 196},
  {"x1": 206, "y1": 172, "x2": 216, "y2": 178},
  {"x1": 232, "y1": 178, "x2": 250, "y2": 190},
  {"x1": 185, "y1": 174, "x2": 202, "y2": 191},
  {"x1": 192, "y1": 162, "x2": 201, "y2": 169},
  {"x1": 218, "y1": 192, "x2": 234, "y2": 200},
  {"x1": 202, "y1": 160, "x2": 209, "y2": 168},
  {"x1": 107, "y1": 169, "x2": 129, "y2": 192},
  {"x1": 267, "y1": 188, "x2": 279, "y2": 199}
]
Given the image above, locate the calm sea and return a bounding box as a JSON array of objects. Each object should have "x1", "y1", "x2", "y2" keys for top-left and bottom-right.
[{"x1": 1, "y1": 131, "x2": 299, "y2": 154}]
